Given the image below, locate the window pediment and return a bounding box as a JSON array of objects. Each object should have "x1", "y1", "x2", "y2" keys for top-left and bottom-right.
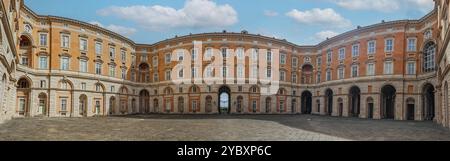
[
  {"x1": 77, "y1": 55, "x2": 89, "y2": 61},
  {"x1": 36, "y1": 52, "x2": 49, "y2": 56},
  {"x1": 60, "y1": 30, "x2": 71, "y2": 34},
  {"x1": 58, "y1": 53, "x2": 72, "y2": 58},
  {"x1": 94, "y1": 59, "x2": 104, "y2": 64},
  {"x1": 78, "y1": 34, "x2": 89, "y2": 38}
]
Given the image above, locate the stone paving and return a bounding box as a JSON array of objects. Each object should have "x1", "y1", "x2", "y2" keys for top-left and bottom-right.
[{"x1": 0, "y1": 115, "x2": 449, "y2": 141}]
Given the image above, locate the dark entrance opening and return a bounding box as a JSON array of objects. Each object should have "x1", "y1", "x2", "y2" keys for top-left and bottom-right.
[
  {"x1": 301, "y1": 91, "x2": 312, "y2": 114},
  {"x1": 367, "y1": 97, "x2": 374, "y2": 119},
  {"x1": 381, "y1": 85, "x2": 396, "y2": 119},
  {"x1": 422, "y1": 84, "x2": 435, "y2": 121},
  {"x1": 325, "y1": 89, "x2": 333, "y2": 116},
  {"x1": 218, "y1": 86, "x2": 231, "y2": 114},
  {"x1": 338, "y1": 98, "x2": 343, "y2": 117},
  {"x1": 349, "y1": 86, "x2": 361, "y2": 117}
]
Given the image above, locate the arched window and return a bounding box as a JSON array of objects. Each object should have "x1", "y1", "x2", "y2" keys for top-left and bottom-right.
[
  {"x1": 423, "y1": 42, "x2": 436, "y2": 72},
  {"x1": 18, "y1": 78, "x2": 30, "y2": 88}
]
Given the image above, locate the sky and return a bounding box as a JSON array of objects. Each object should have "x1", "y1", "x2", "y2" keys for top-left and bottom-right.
[{"x1": 25, "y1": 0, "x2": 435, "y2": 45}]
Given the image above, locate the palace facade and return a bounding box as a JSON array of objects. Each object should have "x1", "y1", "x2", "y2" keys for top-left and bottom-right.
[{"x1": 1, "y1": 0, "x2": 450, "y2": 128}]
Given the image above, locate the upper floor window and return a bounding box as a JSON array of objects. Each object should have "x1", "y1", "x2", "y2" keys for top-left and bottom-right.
[
  {"x1": 384, "y1": 61, "x2": 393, "y2": 74},
  {"x1": 95, "y1": 63, "x2": 102, "y2": 75},
  {"x1": 423, "y1": 42, "x2": 436, "y2": 72},
  {"x1": 407, "y1": 61, "x2": 416, "y2": 75},
  {"x1": 79, "y1": 60, "x2": 87, "y2": 73},
  {"x1": 24, "y1": 24, "x2": 32, "y2": 33},
  {"x1": 367, "y1": 63, "x2": 375, "y2": 76},
  {"x1": 267, "y1": 50, "x2": 272, "y2": 63},
  {"x1": 280, "y1": 53, "x2": 286, "y2": 64},
  {"x1": 152, "y1": 57, "x2": 159, "y2": 67},
  {"x1": 317, "y1": 72, "x2": 321, "y2": 83},
  {"x1": 61, "y1": 34, "x2": 70, "y2": 48},
  {"x1": 109, "y1": 65, "x2": 115, "y2": 77},
  {"x1": 121, "y1": 50, "x2": 126, "y2": 62},
  {"x1": 153, "y1": 73, "x2": 159, "y2": 82},
  {"x1": 237, "y1": 65, "x2": 244, "y2": 78},
  {"x1": 338, "y1": 48, "x2": 345, "y2": 60},
  {"x1": 178, "y1": 69, "x2": 184, "y2": 78},
  {"x1": 80, "y1": 38, "x2": 88, "y2": 51},
  {"x1": 60, "y1": 57, "x2": 69, "y2": 70},
  {"x1": 165, "y1": 70, "x2": 171, "y2": 80},
  {"x1": 352, "y1": 44, "x2": 360, "y2": 57},
  {"x1": 237, "y1": 48, "x2": 244, "y2": 60},
  {"x1": 317, "y1": 57, "x2": 322, "y2": 68},
  {"x1": 326, "y1": 69, "x2": 331, "y2": 81},
  {"x1": 267, "y1": 68, "x2": 271, "y2": 78},
  {"x1": 177, "y1": 51, "x2": 184, "y2": 61},
  {"x1": 407, "y1": 38, "x2": 417, "y2": 52},
  {"x1": 368, "y1": 41, "x2": 376, "y2": 54},
  {"x1": 292, "y1": 74, "x2": 297, "y2": 83},
  {"x1": 385, "y1": 39, "x2": 394, "y2": 52},
  {"x1": 351, "y1": 65, "x2": 358, "y2": 77},
  {"x1": 205, "y1": 48, "x2": 212, "y2": 58},
  {"x1": 252, "y1": 48, "x2": 259, "y2": 62},
  {"x1": 292, "y1": 57, "x2": 298, "y2": 67},
  {"x1": 326, "y1": 50, "x2": 332, "y2": 63},
  {"x1": 191, "y1": 48, "x2": 198, "y2": 61},
  {"x1": 109, "y1": 47, "x2": 115, "y2": 59},
  {"x1": 121, "y1": 69, "x2": 126, "y2": 79},
  {"x1": 95, "y1": 42, "x2": 102, "y2": 55},
  {"x1": 338, "y1": 67, "x2": 344, "y2": 79},
  {"x1": 280, "y1": 71, "x2": 286, "y2": 81},
  {"x1": 21, "y1": 56, "x2": 28, "y2": 66},
  {"x1": 39, "y1": 56, "x2": 48, "y2": 69},
  {"x1": 165, "y1": 53, "x2": 171, "y2": 64},
  {"x1": 221, "y1": 48, "x2": 228, "y2": 57},
  {"x1": 39, "y1": 33, "x2": 48, "y2": 46},
  {"x1": 424, "y1": 30, "x2": 432, "y2": 39}
]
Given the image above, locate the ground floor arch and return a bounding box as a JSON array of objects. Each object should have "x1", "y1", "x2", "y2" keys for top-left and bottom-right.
[
  {"x1": 79, "y1": 94, "x2": 88, "y2": 117},
  {"x1": 381, "y1": 85, "x2": 396, "y2": 119},
  {"x1": 301, "y1": 91, "x2": 312, "y2": 114},
  {"x1": 349, "y1": 86, "x2": 361, "y2": 117},
  {"x1": 139, "y1": 90, "x2": 150, "y2": 114},
  {"x1": 218, "y1": 86, "x2": 231, "y2": 114},
  {"x1": 422, "y1": 83, "x2": 435, "y2": 121},
  {"x1": 325, "y1": 89, "x2": 333, "y2": 116}
]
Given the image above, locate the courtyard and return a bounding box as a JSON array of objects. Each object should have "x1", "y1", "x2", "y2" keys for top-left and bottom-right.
[{"x1": 0, "y1": 115, "x2": 449, "y2": 141}]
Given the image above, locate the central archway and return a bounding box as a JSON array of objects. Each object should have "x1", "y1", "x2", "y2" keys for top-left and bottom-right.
[
  {"x1": 301, "y1": 91, "x2": 312, "y2": 114},
  {"x1": 325, "y1": 89, "x2": 333, "y2": 116},
  {"x1": 381, "y1": 85, "x2": 396, "y2": 119},
  {"x1": 349, "y1": 86, "x2": 361, "y2": 117},
  {"x1": 218, "y1": 86, "x2": 231, "y2": 114},
  {"x1": 422, "y1": 83, "x2": 435, "y2": 121}
]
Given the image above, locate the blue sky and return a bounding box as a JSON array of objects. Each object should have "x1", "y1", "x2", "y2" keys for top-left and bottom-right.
[{"x1": 25, "y1": 0, "x2": 435, "y2": 45}]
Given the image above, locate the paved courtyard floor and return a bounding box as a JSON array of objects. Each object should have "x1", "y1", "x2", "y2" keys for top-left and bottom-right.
[{"x1": 0, "y1": 115, "x2": 449, "y2": 141}]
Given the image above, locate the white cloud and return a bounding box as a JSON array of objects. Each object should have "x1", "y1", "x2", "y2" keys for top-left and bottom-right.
[
  {"x1": 314, "y1": 30, "x2": 339, "y2": 41},
  {"x1": 264, "y1": 10, "x2": 279, "y2": 17},
  {"x1": 89, "y1": 21, "x2": 137, "y2": 36},
  {"x1": 331, "y1": 0, "x2": 434, "y2": 13},
  {"x1": 97, "y1": 0, "x2": 238, "y2": 31},
  {"x1": 286, "y1": 8, "x2": 351, "y2": 29}
]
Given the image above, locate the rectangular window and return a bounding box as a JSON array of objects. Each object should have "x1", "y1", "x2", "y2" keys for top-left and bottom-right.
[
  {"x1": 384, "y1": 61, "x2": 393, "y2": 74},
  {"x1": 192, "y1": 48, "x2": 198, "y2": 60},
  {"x1": 237, "y1": 65, "x2": 244, "y2": 78},
  {"x1": 252, "y1": 66, "x2": 258, "y2": 78},
  {"x1": 317, "y1": 73, "x2": 321, "y2": 83},
  {"x1": 352, "y1": 44, "x2": 360, "y2": 57},
  {"x1": 121, "y1": 69, "x2": 126, "y2": 79},
  {"x1": 165, "y1": 53, "x2": 171, "y2": 64},
  {"x1": 327, "y1": 50, "x2": 332, "y2": 63},
  {"x1": 21, "y1": 56, "x2": 29, "y2": 66},
  {"x1": 79, "y1": 60, "x2": 87, "y2": 73},
  {"x1": 40, "y1": 80, "x2": 46, "y2": 88},
  {"x1": 292, "y1": 58, "x2": 298, "y2": 67},
  {"x1": 153, "y1": 73, "x2": 159, "y2": 82},
  {"x1": 95, "y1": 42, "x2": 102, "y2": 55},
  {"x1": 407, "y1": 62, "x2": 416, "y2": 75},
  {"x1": 407, "y1": 38, "x2": 417, "y2": 52},
  {"x1": 252, "y1": 48, "x2": 258, "y2": 62},
  {"x1": 40, "y1": 33, "x2": 47, "y2": 46},
  {"x1": 111, "y1": 86, "x2": 115, "y2": 92},
  {"x1": 61, "y1": 35, "x2": 70, "y2": 48},
  {"x1": 385, "y1": 39, "x2": 394, "y2": 52},
  {"x1": 61, "y1": 99, "x2": 67, "y2": 112},
  {"x1": 221, "y1": 48, "x2": 228, "y2": 58},
  {"x1": 109, "y1": 47, "x2": 115, "y2": 59},
  {"x1": 292, "y1": 74, "x2": 297, "y2": 83},
  {"x1": 39, "y1": 56, "x2": 48, "y2": 69},
  {"x1": 121, "y1": 50, "x2": 126, "y2": 62},
  {"x1": 61, "y1": 57, "x2": 69, "y2": 70},
  {"x1": 80, "y1": 38, "x2": 88, "y2": 51},
  {"x1": 280, "y1": 71, "x2": 285, "y2": 81},
  {"x1": 267, "y1": 68, "x2": 271, "y2": 78},
  {"x1": 338, "y1": 68, "x2": 344, "y2": 79},
  {"x1": 368, "y1": 41, "x2": 376, "y2": 54},
  {"x1": 95, "y1": 63, "x2": 102, "y2": 75},
  {"x1": 165, "y1": 70, "x2": 171, "y2": 80},
  {"x1": 339, "y1": 48, "x2": 345, "y2": 60},
  {"x1": 191, "y1": 67, "x2": 198, "y2": 78},
  {"x1": 237, "y1": 48, "x2": 244, "y2": 60},
  {"x1": 267, "y1": 50, "x2": 272, "y2": 63},
  {"x1": 280, "y1": 53, "x2": 286, "y2": 64},
  {"x1": 351, "y1": 65, "x2": 358, "y2": 77},
  {"x1": 222, "y1": 67, "x2": 228, "y2": 77},
  {"x1": 317, "y1": 57, "x2": 322, "y2": 67},
  {"x1": 152, "y1": 57, "x2": 158, "y2": 66},
  {"x1": 326, "y1": 70, "x2": 331, "y2": 81},
  {"x1": 109, "y1": 66, "x2": 115, "y2": 77},
  {"x1": 81, "y1": 83, "x2": 86, "y2": 90},
  {"x1": 367, "y1": 63, "x2": 375, "y2": 76}
]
